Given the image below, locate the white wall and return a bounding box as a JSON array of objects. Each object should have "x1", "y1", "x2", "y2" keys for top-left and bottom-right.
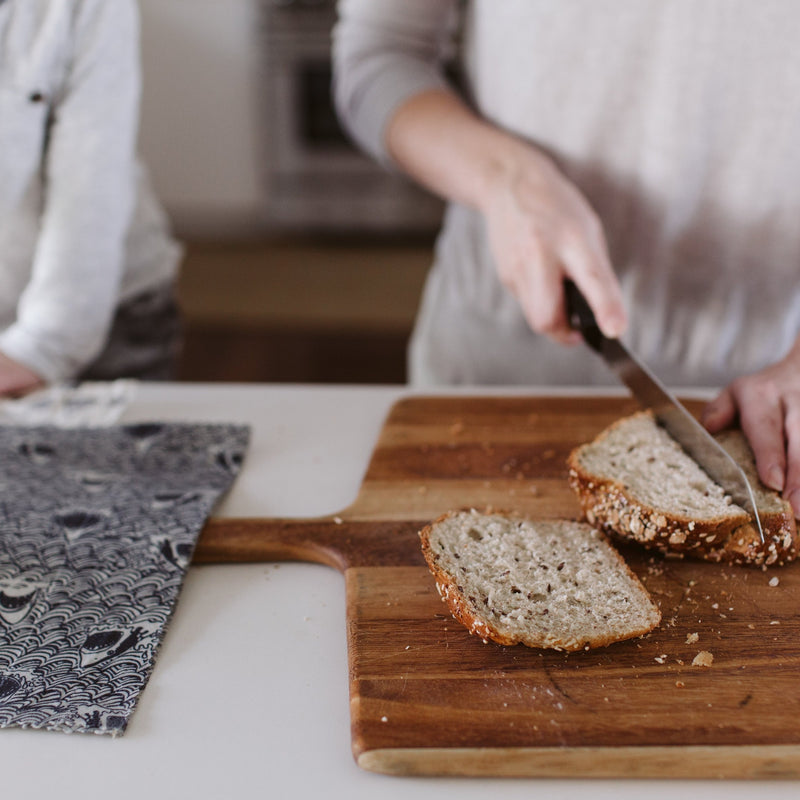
[{"x1": 137, "y1": 0, "x2": 265, "y2": 238}]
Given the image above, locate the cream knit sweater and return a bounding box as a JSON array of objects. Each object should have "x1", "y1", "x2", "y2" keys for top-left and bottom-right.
[{"x1": 334, "y1": 0, "x2": 800, "y2": 387}]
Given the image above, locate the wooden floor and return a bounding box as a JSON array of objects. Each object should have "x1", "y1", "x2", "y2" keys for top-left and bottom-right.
[{"x1": 175, "y1": 238, "x2": 433, "y2": 384}]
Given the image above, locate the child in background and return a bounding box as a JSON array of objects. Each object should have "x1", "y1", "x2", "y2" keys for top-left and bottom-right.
[{"x1": 0, "y1": 0, "x2": 182, "y2": 396}]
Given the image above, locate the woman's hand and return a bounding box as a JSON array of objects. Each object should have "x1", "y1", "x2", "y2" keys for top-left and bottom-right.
[
  {"x1": 0, "y1": 350, "x2": 45, "y2": 397},
  {"x1": 479, "y1": 148, "x2": 627, "y2": 344},
  {"x1": 386, "y1": 90, "x2": 627, "y2": 345},
  {"x1": 703, "y1": 339, "x2": 800, "y2": 518}
]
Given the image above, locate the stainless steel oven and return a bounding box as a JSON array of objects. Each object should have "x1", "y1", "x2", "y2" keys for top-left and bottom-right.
[{"x1": 258, "y1": 0, "x2": 445, "y2": 234}]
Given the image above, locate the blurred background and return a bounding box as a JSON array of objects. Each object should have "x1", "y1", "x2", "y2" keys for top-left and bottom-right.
[{"x1": 138, "y1": 0, "x2": 446, "y2": 384}]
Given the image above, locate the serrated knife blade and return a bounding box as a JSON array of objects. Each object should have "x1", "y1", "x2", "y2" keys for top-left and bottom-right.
[{"x1": 564, "y1": 280, "x2": 764, "y2": 542}]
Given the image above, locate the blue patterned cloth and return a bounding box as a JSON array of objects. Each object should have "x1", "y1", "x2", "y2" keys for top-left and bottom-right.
[{"x1": 0, "y1": 422, "x2": 249, "y2": 735}]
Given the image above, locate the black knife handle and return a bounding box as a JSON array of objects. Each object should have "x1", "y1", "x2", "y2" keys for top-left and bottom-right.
[{"x1": 564, "y1": 279, "x2": 604, "y2": 352}]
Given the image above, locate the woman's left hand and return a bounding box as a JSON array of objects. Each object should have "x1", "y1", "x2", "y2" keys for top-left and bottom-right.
[
  {"x1": 702, "y1": 338, "x2": 800, "y2": 518},
  {"x1": 0, "y1": 350, "x2": 45, "y2": 397}
]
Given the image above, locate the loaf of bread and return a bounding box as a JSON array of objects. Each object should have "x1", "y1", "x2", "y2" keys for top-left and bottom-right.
[
  {"x1": 568, "y1": 411, "x2": 798, "y2": 567},
  {"x1": 419, "y1": 509, "x2": 661, "y2": 651}
]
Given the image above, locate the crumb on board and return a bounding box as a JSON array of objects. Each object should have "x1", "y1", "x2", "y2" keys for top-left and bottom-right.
[
  {"x1": 686, "y1": 632, "x2": 699, "y2": 644},
  {"x1": 692, "y1": 651, "x2": 714, "y2": 668},
  {"x1": 769, "y1": 576, "x2": 780, "y2": 587},
  {"x1": 675, "y1": 681, "x2": 685, "y2": 688}
]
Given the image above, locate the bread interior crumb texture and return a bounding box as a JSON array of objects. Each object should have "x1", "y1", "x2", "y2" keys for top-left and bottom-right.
[
  {"x1": 428, "y1": 512, "x2": 659, "y2": 648},
  {"x1": 577, "y1": 413, "x2": 748, "y2": 518},
  {"x1": 714, "y1": 429, "x2": 787, "y2": 514}
]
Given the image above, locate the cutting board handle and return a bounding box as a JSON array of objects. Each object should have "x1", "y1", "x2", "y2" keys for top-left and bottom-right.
[{"x1": 195, "y1": 516, "x2": 428, "y2": 572}]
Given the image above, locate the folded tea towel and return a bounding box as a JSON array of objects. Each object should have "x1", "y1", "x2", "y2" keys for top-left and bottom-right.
[{"x1": 0, "y1": 419, "x2": 250, "y2": 735}]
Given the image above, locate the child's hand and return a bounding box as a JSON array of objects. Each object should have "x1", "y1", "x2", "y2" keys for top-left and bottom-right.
[{"x1": 0, "y1": 350, "x2": 45, "y2": 398}]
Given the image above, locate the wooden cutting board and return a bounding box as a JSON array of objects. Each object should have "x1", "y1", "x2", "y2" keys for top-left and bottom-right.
[{"x1": 194, "y1": 396, "x2": 800, "y2": 779}]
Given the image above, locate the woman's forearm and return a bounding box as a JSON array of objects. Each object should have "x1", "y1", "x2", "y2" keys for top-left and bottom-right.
[{"x1": 385, "y1": 88, "x2": 551, "y2": 212}]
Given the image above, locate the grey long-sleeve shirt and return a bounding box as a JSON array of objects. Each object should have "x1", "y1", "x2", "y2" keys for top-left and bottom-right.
[
  {"x1": 334, "y1": 0, "x2": 800, "y2": 387},
  {"x1": 0, "y1": 0, "x2": 180, "y2": 382}
]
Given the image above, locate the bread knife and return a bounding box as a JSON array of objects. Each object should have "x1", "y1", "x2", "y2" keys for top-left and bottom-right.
[{"x1": 564, "y1": 279, "x2": 765, "y2": 542}]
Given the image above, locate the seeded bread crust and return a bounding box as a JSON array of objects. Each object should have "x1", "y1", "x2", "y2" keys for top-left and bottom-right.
[
  {"x1": 567, "y1": 412, "x2": 798, "y2": 567},
  {"x1": 419, "y1": 509, "x2": 661, "y2": 652}
]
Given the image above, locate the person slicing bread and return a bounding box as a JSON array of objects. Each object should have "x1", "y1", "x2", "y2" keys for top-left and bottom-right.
[{"x1": 333, "y1": 0, "x2": 800, "y2": 518}]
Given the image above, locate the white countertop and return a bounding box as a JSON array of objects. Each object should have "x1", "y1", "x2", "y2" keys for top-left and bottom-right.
[{"x1": 4, "y1": 382, "x2": 797, "y2": 798}]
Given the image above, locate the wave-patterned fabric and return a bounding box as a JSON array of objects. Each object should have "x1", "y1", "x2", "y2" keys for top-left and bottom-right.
[{"x1": 0, "y1": 422, "x2": 250, "y2": 735}]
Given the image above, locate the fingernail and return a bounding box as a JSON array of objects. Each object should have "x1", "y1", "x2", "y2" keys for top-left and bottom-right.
[
  {"x1": 700, "y1": 406, "x2": 716, "y2": 424},
  {"x1": 601, "y1": 316, "x2": 626, "y2": 339},
  {"x1": 789, "y1": 489, "x2": 800, "y2": 520},
  {"x1": 701, "y1": 407, "x2": 722, "y2": 432},
  {"x1": 766, "y1": 464, "x2": 785, "y2": 492}
]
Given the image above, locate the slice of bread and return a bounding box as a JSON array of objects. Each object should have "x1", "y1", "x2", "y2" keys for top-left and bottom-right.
[
  {"x1": 419, "y1": 509, "x2": 661, "y2": 651},
  {"x1": 567, "y1": 411, "x2": 798, "y2": 567}
]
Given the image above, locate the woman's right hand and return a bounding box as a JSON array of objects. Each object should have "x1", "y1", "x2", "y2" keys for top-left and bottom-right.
[
  {"x1": 479, "y1": 145, "x2": 627, "y2": 345},
  {"x1": 385, "y1": 89, "x2": 627, "y2": 345}
]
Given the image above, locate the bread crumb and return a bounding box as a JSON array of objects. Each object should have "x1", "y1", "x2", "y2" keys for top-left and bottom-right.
[
  {"x1": 770, "y1": 620, "x2": 780, "y2": 625},
  {"x1": 692, "y1": 651, "x2": 714, "y2": 667},
  {"x1": 675, "y1": 680, "x2": 685, "y2": 688},
  {"x1": 686, "y1": 632, "x2": 699, "y2": 644},
  {"x1": 333, "y1": 516, "x2": 343, "y2": 525},
  {"x1": 769, "y1": 576, "x2": 780, "y2": 587},
  {"x1": 381, "y1": 716, "x2": 388, "y2": 723},
  {"x1": 654, "y1": 654, "x2": 667, "y2": 664}
]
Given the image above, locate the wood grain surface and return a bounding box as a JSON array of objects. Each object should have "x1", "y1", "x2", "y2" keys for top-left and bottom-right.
[{"x1": 195, "y1": 396, "x2": 800, "y2": 778}]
